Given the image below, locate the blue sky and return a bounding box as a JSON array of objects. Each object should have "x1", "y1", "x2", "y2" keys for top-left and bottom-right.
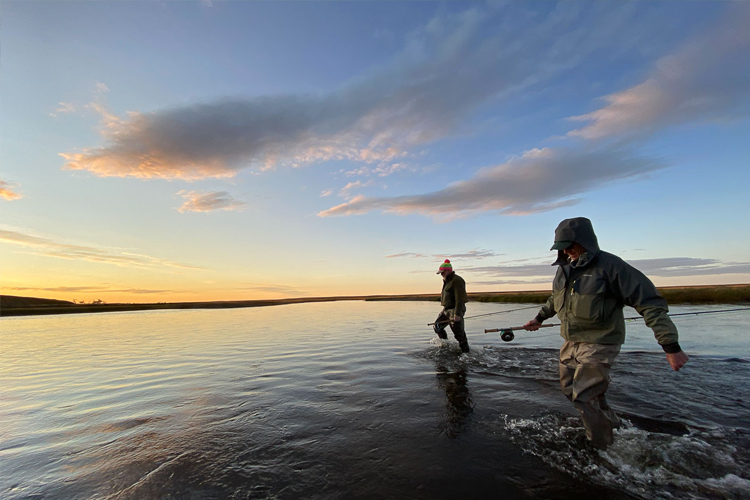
[{"x1": 1, "y1": 1, "x2": 749, "y2": 303}]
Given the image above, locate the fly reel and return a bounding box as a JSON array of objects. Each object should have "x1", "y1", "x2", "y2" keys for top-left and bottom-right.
[{"x1": 500, "y1": 329, "x2": 515, "y2": 342}]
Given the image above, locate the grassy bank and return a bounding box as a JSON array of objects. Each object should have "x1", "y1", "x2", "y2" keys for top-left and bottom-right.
[
  {"x1": 366, "y1": 285, "x2": 750, "y2": 305},
  {"x1": 2, "y1": 285, "x2": 748, "y2": 317},
  {"x1": 657, "y1": 285, "x2": 750, "y2": 304}
]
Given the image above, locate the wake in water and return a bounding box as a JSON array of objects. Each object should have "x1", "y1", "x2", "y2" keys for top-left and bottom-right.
[
  {"x1": 503, "y1": 413, "x2": 750, "y2": 500},
  {"x1": 415, "y1": 335, "x2": 750, "y2": 500}
]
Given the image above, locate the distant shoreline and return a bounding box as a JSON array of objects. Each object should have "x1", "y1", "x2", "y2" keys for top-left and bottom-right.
[{"x1": 1, "y1": 284, "x2": 749, "y2": 317}]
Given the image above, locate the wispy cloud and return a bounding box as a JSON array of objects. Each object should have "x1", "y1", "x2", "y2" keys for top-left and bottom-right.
[
  {"x1": 346, "y1": 162, "x2": 410, "y2": 178},
  {"x1": 625, "y1": 257, "x2": 750, "y2": 278},
  {"x1": 6, "y1": 285, "x2": 172, "y2": 295},
  {"x1": 386, "y1": 252, "x2": 429, "y2": 259},
  {"x1": 235, "y1": 283, "x2": 307, "y2": 296},
  {"x1": 338, "y1": 180, "x2": 373, "y2": 199},
  {"x1": 320, "y1": 4, "x2": 749, "y2": 220},
  {"x1": 320, "y1": 188, "x2": 333, "y2": 197},
  {"x1": 319, "y1": 147, "x2": 663, "y2": 220},
  {"x1": 0, "y1": 180, "x2": 23, "y2": 201},
  {"x1": 49, "y1": 102, "x2": 76, "y2": 117},
  {"x1": 568, "y1": 4, "x2": 750, "y2": 140},
  {"x1": 463, "y1": 257, "x2": 750, "y2": 282},
  {"x1": 176, "y1": 190, "x2": 245, "y2": 213},
  {"x1": 60, "y1": 4, "x2": 648, "y2": 180},
  {"x1": 440, "y1": 250, "x2": 501, "y2": 260},
  {"x1": 473, "y1": 279, "x2": 553, "y2": 286},
  {"x1": 386, "y1": 249, "x2": 499, "y2": 259},
  {"x1": 0, "y1": 228, "x2": 203, "y2": 269},
  {"x1": 467, "y1": 262, "x2": 556, "y2": 279}
]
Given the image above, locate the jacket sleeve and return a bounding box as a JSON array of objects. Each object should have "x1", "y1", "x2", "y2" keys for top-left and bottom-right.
[
  {"x1": 536, "y1": 294, "x2": 556, "y2": 323},
  {"x1": 612, "y1": 260, "x2": 680, "y2": 351},
  {"x1": 454, "y1": 277, "x2": 467, "y2": 316}
]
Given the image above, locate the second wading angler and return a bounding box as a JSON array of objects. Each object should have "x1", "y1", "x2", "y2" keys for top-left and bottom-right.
[
  {"x1": 434, "y1": 259, "x2": 470, "y2": 353},
  {"x1": 523, "y1": 217, "x2": 689, "y2": 449}
]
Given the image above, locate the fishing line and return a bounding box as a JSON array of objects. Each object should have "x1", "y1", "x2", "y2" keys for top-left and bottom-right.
[
  {"x1": 626, "y1": 307, "x2": 750, "y2": 320},
  {"x1": 427, "y1": 304, "x2": 541, "y2": 327}
]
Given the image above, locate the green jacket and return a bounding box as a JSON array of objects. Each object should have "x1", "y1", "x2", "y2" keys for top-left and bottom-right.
[
  {"x1": 536, "y1": 217, "x2": 680, "y2": 352},
  {"x1": 441, "y1": 273, "x2": 467, "y2": 317}
]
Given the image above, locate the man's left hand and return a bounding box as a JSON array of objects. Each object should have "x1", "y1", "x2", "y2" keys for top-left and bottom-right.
[
  {"x1": 666, "y1": 351, "x2": 689, "y2": 371},
  {"x1": 453, "y1": 315, "x2": 462, "y2": 322}
]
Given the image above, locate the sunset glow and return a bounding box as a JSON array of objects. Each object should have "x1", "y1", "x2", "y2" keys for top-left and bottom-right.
[{"x1": 2, "y1": 2, "x2": 749, "y2": 304}]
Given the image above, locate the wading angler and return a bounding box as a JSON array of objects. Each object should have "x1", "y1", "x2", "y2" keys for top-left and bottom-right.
[
  {"x1": 434, "y1": 260, "x2": 470, "y2": 353},
  {"x1": 523, "y1": 217, "x2": 689, "y2": 449}
]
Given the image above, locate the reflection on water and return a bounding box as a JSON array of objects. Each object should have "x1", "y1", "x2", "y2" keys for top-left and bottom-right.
[
  {"x1": 1, "y1": 301, "x2": 749, "y2": 499},
  {"x1": 435, "y1": 365, "x2": 474, "y2": 439}
]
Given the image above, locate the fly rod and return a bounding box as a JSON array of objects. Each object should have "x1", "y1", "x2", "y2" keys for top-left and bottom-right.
[
  {"x1": 484, "y1": 307, "x2": 750, "y2": 342},
  {"x1": 427, "y1": 304, "x2": 541, "y2": 327}
]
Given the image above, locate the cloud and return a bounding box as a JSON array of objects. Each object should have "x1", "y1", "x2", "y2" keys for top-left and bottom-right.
[
  {"x1": 438, "y1": 250, "x2": 500, "y2": 260},
  {"x1": 386, "y1": 252, "x2": 429, "y2": 259},
  {"x1": 60, "y1": 4, "x2": 648, "y2": 180},
  {"x1": 320, "y1": 189, "x2": 333, "y2": 197},
  {"x1": 235, "y1": 283, "x2": 307, "y2": 296},
  {"x1": 319, "y1": 4, "x2": 749, "y2": 220},
  {"x1": 346, "y1": 162, "x2": 411, "y2": 178},
  {"x1": 464, "y1": 257, "x2": 750, "y2": 282},
  {"x1": 49, "y1": 102, "x2": 76, "y2": 117},
  {"x1": 473, "y1": 279, "x2": 553, "y2": 286},
  {"x1": 373, "y1": 163, "x2": 409, "y2": 177},
  {"x1": 338, "y1": 180, "x2": 373, "y2": 199},
  {"x1": 6, "y1": 285, "x2": 172, "y2": 295},
  {"x1": 568, "y1": 4, "x2": 750, "y2": 140},
  {"x1": 0, "y1": 180, "x2": 23, "y2": 201},
  {"x1": 0, "y1": 228, "x2": 203, "y2": 269},
  {"x1": 386, "y1": 249, "x2": 499, "y2": 259},
  {"x1": 467, "y1": 262, "x2": 556, "y2": 279},
  {"x1": 176, "y1": 190, "x2": 245, "y2": 213},
  {"x1": 319, "y1": 146, "x2": 664, "y2": 219},
  {"x1": 625, "y1": 257, "x2": 750, "y2": 277}
]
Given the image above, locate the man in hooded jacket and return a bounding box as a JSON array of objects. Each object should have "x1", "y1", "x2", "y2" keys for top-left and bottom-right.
[{"x1": 523, "y1": 217, "x2": 689, "y2": 449}]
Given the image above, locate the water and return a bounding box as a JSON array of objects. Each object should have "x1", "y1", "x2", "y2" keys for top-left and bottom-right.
[{"x1": 1, "y1": 301, "x2": 748, "y2": 499}]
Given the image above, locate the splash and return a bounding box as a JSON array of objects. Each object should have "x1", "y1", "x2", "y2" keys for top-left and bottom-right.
[{"x1": 502, "y1": 413, "x2": 750, "y2": 500}]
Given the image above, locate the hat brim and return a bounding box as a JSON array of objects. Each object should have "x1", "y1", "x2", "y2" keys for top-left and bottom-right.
[{"x1": 550, "y1": 240, "x2": 573, "y2": 251}]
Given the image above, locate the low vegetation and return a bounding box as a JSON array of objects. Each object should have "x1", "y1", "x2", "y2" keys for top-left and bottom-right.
[{"x1": 1, "y1": 285, "x2": 748, "y2": 317}]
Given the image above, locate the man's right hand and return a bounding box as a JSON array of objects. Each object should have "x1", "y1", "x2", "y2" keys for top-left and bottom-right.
[
  {"x1": 523, "y1": 319, "x2": 542, "y2": 331},
  {"x1": 666, "y1": 351, "x2": 689, "y2": 371}
]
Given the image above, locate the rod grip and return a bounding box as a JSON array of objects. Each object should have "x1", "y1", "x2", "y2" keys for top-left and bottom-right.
[{"x1": 485, "y1": 324, "x2": 557, "y2": 334}]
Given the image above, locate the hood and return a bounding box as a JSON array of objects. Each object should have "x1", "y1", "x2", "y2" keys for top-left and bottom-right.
[{"x1": 551, "y1": 217, "x2": 600, "y2": 266}]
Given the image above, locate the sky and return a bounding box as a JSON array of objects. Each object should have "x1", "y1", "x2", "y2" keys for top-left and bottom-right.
[{"x1": 1, "y1": 1, "x2": 749, "y2": 304}]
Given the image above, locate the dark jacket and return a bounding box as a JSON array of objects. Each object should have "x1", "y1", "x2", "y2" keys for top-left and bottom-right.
[
  {"x1": 536, "y1": 217, "x2": 680, "y2": 352},
  {"x1": 441, "y1": 273, "x2": 467, "y2": 317}
]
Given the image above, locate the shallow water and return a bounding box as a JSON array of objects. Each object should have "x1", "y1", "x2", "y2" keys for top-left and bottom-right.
[{"x1": 1, "y1": 301, "x2": 748, "y2": 499}]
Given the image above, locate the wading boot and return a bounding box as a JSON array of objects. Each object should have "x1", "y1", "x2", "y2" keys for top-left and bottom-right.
[
  {"x1": 575, "y1": 400, "x2": 614, "y2": 450},
  {"x1": 597, "y1": 395, "x2": 620, "y2": 429}
]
